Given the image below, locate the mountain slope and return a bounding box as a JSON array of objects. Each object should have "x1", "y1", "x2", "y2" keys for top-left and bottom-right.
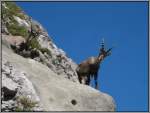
[
  {"x1": 2, "y1": 43, "x2": 115, "y2": 111},
  {"x1": 2, "y1": 1, "x2": 78, "y2": 83},
  {"x1": 1, "y1": 1, "x2": 116, "y2": 111}
]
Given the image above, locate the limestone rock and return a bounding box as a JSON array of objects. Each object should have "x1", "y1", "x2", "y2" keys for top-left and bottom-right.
[
  {"x1": 2, "y1": 45, "x2": 116, "y2": 111},
  {"x1": 2, "y1": 57, "x2": 43, "y2": 111},
  {"x1": 1, "y1": 2, "x2": 116, "y2": 111}
]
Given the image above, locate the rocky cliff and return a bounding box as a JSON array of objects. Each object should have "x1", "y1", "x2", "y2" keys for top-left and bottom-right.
[{"x1": 1, "y1": 1, "x2": 116, "y2": 111}]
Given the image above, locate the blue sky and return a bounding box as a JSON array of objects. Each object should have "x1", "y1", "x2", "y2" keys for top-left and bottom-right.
[{"x1": 16, "y1": 1, "x2": 148, "y2": 111}]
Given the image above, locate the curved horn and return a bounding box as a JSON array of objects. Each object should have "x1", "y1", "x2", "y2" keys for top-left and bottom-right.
[
  {"x1": 106, "y1": 47, "x2": 113, "y2": 53},
  {"x1": 101, "y1": 38, "x2": 105, "y2": 49}
]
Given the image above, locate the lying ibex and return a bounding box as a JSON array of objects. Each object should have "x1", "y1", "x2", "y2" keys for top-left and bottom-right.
[{"x1": 76, "y1": 40, "x2": 112, "y2": 89}]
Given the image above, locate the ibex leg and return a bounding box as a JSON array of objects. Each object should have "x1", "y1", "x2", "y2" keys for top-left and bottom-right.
[
  {"x1": 85, "y1": 75, "x2": 90, "y2": 85},
  {"x1": 94, "y1": 73, "x2": 98, "y2": 89},
  {"x1": 78, "y1": 75, "x2": 82, "y2": 84}
]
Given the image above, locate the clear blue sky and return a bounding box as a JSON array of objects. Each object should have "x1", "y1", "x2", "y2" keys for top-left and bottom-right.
[{"x1": 16, "y1": 1, "x2": 148, "y2": 111}]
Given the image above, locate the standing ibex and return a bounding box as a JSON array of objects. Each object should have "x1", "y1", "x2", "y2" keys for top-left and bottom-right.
[{"x1": 76, "y1": 39, "x2": 112, "y2": 89}]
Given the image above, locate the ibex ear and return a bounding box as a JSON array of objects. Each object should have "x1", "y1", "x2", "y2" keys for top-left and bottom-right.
[
  {"x1": 107, "y1": 52, "x2": 111, "y2": 56},
  {"x1": 105, "y1": 50, "x2": 111, "y2": 57}
]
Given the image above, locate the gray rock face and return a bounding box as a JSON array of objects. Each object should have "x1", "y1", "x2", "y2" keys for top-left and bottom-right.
[
  {"x1": 13, "y1": 16, "x2": 30, "y2": 28},
  {"x1": 29, "y1": 19, "x2": 79, "y2": 83},
  {"x1": 2, "y1": 2, "x2": 78, "y2": 82},
  {"x1": 2, "y1": 44, "x2": 116, "y2": 111},
  {"x1": 2, "y1": 35, "x2": 26, "y2": 48},
  {"x1": 2, "y1": 55, "x2": 43, "y2": 111},
  {"x1": 2, "y1": 2, "x2": 116, "y2": 111}
]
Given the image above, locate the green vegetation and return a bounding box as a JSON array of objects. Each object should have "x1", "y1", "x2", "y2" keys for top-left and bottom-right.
[
  {"x1": 2, "y1": 1, "x2": 26, "y2": 19},
  {"x1": 6, "y1": 23, "x2": 28, "y2": 38},
  {"x1": 2, "y1": 1, "x2": 29, "y2": 37},
  {"x1": 15, "y1": 107, "x2": 23, "y2": 112},
  {"x1": 28, "y1": 38, "x2": 52, "y2": 57},
  {"x1": 52, "y1": 59, "x2": 59, "y2": 65},
  {"x1": 28, "y1": 38, "x2": 41, "y2": 50},
  {"x1": 57, "y1": 55, "x2": 63, "y2": 63},
  {"x1": 2, "y1": 1, "x2": 52, "y2": 58},
  {"x1": 40, "y1": 48, "x2": 51, "y2": 56},
  {"x1": 15, "y1": 96, "x2": 38, "y2": 112}
]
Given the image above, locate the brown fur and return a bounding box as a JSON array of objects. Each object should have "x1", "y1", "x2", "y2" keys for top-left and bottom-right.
[{"x1": 76, "y1": 51, "x2": 108, "y2": 89}]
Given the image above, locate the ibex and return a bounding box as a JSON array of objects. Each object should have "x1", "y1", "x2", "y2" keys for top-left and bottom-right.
[{"x1": 76, "y1": 39, "x2": 112, "y2": 89}]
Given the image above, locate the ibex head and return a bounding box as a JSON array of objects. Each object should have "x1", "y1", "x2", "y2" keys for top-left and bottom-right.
[{"x1": 98, "y1": 39, "x2": 112, "y2": 60}]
